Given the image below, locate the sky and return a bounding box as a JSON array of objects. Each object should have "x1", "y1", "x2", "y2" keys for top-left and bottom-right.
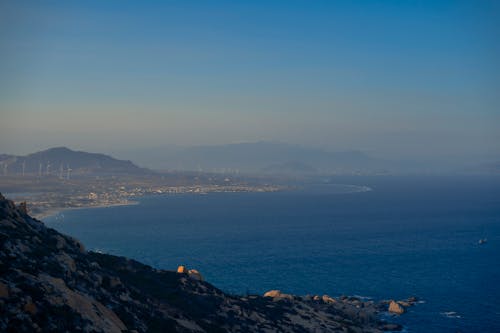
[{"x1": 1, "y1": 0, "x2": 499, "y2": 162}]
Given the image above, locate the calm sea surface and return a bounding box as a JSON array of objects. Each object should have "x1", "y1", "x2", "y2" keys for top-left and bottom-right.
[{"x1": 46, "y1": 175, "x2": 500, "y2": 332}]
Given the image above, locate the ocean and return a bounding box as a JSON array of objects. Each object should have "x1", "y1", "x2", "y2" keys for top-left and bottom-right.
[{"x1": 45, "y1": 175, "x2": 500, "y2": 332}]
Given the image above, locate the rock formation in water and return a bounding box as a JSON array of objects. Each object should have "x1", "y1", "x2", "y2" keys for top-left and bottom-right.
[
  {"x1": 388, "y1": 301, "x2": 406, "y2": 315},
  {"x1": 0, "y1": 193, "x2": 414, "y2": 332}
]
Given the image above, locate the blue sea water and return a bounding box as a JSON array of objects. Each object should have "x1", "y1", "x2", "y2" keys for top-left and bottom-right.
[{"x1": 45, "y1": 175, "x2": 500, "y2": 332}]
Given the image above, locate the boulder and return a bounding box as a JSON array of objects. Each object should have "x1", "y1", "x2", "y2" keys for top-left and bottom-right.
[
  {"x1": 388, "y1": 300, "x2": 405, "y2": 314},
  {"x1": 264, "y1": 290, "x2": 281, "y2": 298},
  {"x1": 177, "y1": 265, "x2": 187, "y2": 274},
  {"x1": 263, "y1": 290, "x2": 293, "y2": 300},
  {"x1": 187, "y1": 269, "x2": 203, "y2": 281},
  {"x1": 322, "y1": 295, "x2": 336, "y2": 304}
]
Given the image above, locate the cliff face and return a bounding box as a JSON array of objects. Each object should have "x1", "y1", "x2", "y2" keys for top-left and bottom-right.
[{"x1": 0, "y1": 193, "x2": 403, "y2": 332}]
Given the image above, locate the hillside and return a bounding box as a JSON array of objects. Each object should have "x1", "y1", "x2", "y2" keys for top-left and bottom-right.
[
  {"x1": 0, "y1": 193, "x2": 412, "y2": 332},
  {"x1": 0, "y1": 147, "x2": 149, "y2": 177}
]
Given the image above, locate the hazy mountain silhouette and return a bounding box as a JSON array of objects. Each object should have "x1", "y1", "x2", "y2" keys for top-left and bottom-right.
[
  {"x1": 261, "y1": 161, "x2": 318, "y2": 174},
  {"x1": 0, "y1": 147, "x2": 149, "y2": 176},
  {"x1": 126, "y1": 142, "x2": 388, "y2": 174}
]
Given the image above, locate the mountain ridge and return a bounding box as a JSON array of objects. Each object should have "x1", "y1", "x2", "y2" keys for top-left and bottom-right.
[
  {"x1": 117, "y1": 141, "x2": 387, "y2": 174},
  {"x1": 0, "y1": 147, "x2": 150, "y2": 177}
]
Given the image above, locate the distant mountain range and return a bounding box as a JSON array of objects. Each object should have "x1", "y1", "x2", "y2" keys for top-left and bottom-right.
[
  {"x1": 0, "y1": 147, "x2": 149, "y2": 177},
  {"x1": 4, "y1": 143, "x2": 495, "y2": 176},
  {"x1": 117, "y1": 142, "x2": 390, "y2": 174}
]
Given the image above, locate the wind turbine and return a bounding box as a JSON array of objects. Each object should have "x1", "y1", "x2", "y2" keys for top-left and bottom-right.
[{"x1": 66, "y1": 164, "x2": 72, "y2": 180}]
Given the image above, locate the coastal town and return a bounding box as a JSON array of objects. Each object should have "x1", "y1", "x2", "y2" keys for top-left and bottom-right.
[
  {"x1": 0, "y1": 173, "x2": 285, "y2": 219},
  {"x1": 0, "y1": 147, "x2": 288, "y2": 219}
]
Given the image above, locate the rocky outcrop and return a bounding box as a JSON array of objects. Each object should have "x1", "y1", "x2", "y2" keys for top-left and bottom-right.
[
  {"x1": 388, "y1": 300, "x2": 405, "y2": 314},
  {"x1": 322, "y1": 294, "x2": 336, "y2": 304},
  {"x1": 187, "y1": 269, "x2": 203, "y2": 281},
  {"x1": 177, "y1": 266, "x2": 204, "y2": 281},
  {"x1": 263, "y1": 289, "x2": 293, "y2": 300},
  {"x1": 263, "y1": 289, "x2": 281, "y2": 298},
  {"x1": 0, "y1": 193, "x2": 410, "y2": 332}
]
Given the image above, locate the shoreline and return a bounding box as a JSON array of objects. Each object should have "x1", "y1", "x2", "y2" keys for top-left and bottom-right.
[
  {"x1": 14, "y1": 185, "x2": 288, "y2": 221},
  {"x1": 34, "y1": 200, "x2": 139, "y2": 221},
  {"x1": 32, "y1": 183, "x2": 371, "y2": 221}
]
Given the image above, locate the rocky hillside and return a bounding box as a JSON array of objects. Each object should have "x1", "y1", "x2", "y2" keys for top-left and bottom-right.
[{"x1": 0, "y1": 193, "x2": 413, "y2": 332}]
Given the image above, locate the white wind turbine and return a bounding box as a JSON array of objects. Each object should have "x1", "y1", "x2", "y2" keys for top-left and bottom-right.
[{"x1": 66, "y1": 164, "x2": 72, "y2": 180}]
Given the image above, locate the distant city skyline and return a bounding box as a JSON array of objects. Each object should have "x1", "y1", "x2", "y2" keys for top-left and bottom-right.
[{"x1": 1, "y1": 1, "x2": 499, "y2": 163}]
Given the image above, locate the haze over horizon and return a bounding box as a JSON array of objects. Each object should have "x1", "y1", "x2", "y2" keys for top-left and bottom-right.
[{"x1": 1, "y1": 1, "x2": 499, "y2": 165}]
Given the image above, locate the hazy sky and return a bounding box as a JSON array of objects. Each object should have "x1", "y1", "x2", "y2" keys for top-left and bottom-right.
[{"x1": 1, "y1": 0, "x2": 499, "y2": 160}]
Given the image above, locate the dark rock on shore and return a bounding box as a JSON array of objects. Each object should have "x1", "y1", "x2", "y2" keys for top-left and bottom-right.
[{"x1": 0, "y1": 193, "x2": 410, "y2": 332}]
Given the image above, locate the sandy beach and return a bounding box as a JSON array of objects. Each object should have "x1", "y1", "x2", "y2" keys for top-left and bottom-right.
[{"x1": 34, "y1": 200, "x2": 139, "y2": 221}]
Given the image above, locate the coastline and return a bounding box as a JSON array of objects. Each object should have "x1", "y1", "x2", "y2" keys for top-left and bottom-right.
[
  {"x1": 34, "y1": 200, "x2": 139, "y2": 221},
  {"x1": 33, "y1": 183, "x2": 370, "y2": 221},
  {"x1": 14, "y1": 184, "x2": 288, "y2": 222}
]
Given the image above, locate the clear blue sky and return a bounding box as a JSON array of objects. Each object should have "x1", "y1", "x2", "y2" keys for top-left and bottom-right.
[{"x1": 1, "y1": 0, "x2": 499, "y2": 161}]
